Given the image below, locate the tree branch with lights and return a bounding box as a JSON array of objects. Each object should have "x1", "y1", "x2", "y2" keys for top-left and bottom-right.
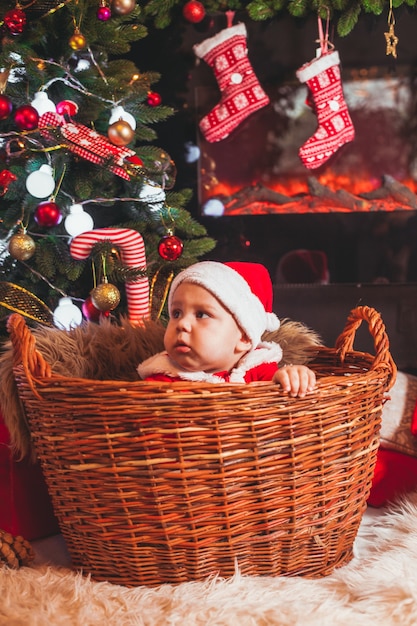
[
  {"x1": 0, "y1": 0, "x2": 215, "y2": 329},
  {"x1": 142, "y1": 0, "x2": 411, "y2": 36}
]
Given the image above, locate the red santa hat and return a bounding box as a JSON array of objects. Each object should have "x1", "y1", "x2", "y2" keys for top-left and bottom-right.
[{"x1": 168, "y1": 261, "x2": 280, "y2": 348}]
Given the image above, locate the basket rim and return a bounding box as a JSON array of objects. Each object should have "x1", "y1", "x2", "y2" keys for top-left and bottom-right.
[
  {"x1": 11, "y1": 348, "x2": 390, "y2": 390},
  {"x1": 8, "y1": 306, "x2": 397, "y2": 394}
]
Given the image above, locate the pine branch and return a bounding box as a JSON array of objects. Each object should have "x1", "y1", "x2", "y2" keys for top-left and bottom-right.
[
  {"x1": 247, "y1": 0, "x2": 278, "y2": 20},
  {"x1": 362, "y1": 0, "x2": 385, "y2": 13},
  {"x1": 0, "y1": 0, "x2": 215, "y2": 319},
  {"x1": 287, "y1": 0, "x2": 310, "y2": 18},
  {"x1": 336, "y1": 0, "x2": 362, "y2": 35}
]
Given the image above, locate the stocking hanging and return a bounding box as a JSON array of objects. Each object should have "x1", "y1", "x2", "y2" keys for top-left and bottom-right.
[
  {"x1": 193, "y1": 22, "x2": 269, "y2": 143},
  {"x1": 296, "y1": 21, "x2": 354, "y2": 169}
]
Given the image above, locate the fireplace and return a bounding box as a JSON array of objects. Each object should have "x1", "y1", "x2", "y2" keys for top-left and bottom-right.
[
  {"x1": 173, "y1": 8, "x2": 417, "y2": 219},
  {"x1": 143, "y1": 11, "x2": 417, "y2": 284},
  {"x1": 197, "y1": 69, "x2": 417, "y2": 216}
]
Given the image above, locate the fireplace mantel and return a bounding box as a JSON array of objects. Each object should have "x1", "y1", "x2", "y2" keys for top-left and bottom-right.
[{"x1": 275, "y1": 282, "x2": 417, "y2": 372}]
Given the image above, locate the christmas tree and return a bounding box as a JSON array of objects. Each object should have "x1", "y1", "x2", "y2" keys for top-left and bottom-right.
[
  {"x1": 142, "y1": 0, "x2": 411, "y2": 37},
  {"x1": 0, "y1": 0, "x2": 215, "y2": 330}
]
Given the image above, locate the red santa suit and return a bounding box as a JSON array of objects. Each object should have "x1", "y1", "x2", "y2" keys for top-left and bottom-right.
[{"x1": 138, "y1": 341, "x2": 282, "y2": 383}]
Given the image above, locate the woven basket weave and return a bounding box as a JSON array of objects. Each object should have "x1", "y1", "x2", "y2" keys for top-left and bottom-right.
[{"x1": 8, "y1": 306, "x2": 396, "y2": 586}]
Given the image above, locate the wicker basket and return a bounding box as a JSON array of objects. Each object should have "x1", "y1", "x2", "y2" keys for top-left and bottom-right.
[{"x1": 8, "y1": 306, "x2": 396, "y2": 586}]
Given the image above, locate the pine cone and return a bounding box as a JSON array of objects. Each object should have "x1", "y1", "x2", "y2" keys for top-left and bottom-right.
[{"x1": 0, "y1": 529, "x2": 34, "y2": 569}]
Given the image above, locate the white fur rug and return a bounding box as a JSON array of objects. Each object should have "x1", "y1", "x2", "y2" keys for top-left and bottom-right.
[{"x1": 2, "y1": 498, "x2": 417, "y2": 626}]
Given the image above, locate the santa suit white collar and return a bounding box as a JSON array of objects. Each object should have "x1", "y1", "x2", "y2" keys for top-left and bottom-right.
[{"x1": 138, "y1": 341, "x2": 282, "y2": 383}]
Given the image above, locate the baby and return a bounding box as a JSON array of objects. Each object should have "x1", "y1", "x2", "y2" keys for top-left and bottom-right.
[{"x1": 138, "y1": 261, "x2": 316, "y2": 397}]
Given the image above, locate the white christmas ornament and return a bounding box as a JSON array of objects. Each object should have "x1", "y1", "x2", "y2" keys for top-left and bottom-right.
[
  {"x1": 64, "y1": 204, "x2": 94, "y2": 237},
  {"x1": 109, "y1": 105, "x2": 136, "y2": 130},
  {"x1": 53, "y1": 297, "x2": 83, "y2": 330},
  {"x1": 184, "y1": 141, "x2": 200, "y2": 163},
  {"x1": 25, "y1": 164, "x2": 55, "y2": 198},
  {"x1": 139, "y1": 182, "x2": 166, "y2": 210},
  {"x1": 2, "y1": 55, "x2": 25, "y2": 83},
  {"x1": 73, "y1": 58, "x2": 91, "y2": 73},
  {"x1": 31, "y1": 92, "x2": 56, "y2": 115},
  {"x1": 202, "y1": 198, "x2": 225, "y2": 216},
  {"x1": 0, "y1": 229, "x2": 13, "y2": 262}
]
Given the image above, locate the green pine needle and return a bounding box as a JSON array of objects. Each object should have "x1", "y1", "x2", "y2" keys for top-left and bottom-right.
[{"x1": 337, "y1": 0, "x2": 362, "y2": 35}]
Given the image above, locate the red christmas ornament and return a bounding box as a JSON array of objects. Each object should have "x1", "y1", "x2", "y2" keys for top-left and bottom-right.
[
  {"x1": 14, "y1": 104, "x2": 39, "y2": 131},
  {"x1": 158, "y1": 234, "x2": 184, "y2": 261},
  {"x1": 97, "y1": 4, "x2": 111, "y2": 20},
  {"x1": 82, "y1": 296, "x2": 110, "y2": 322},
  {"x1": 56, "y1": 100, "x2": 79, "y2": 116},
  {"x1": 125, "y1": 154, "x2": 144, "y2": 167},
  {"x1": 147, "y1": 91, "x2": 162, "y2": 107},
  {"x1": 4, "y1": 8, "x2": 27, "y2": 34},
  {"x1": 34, "y1": 201, "x2": 62, "y2": 228},
  {"x1": 0, "y1": 169, "x2": 17, "y2": 196},
  {"x1": 0, "y1": 94, "x2": 13, "y2": 120},
  {"x1": 182, "y1": 0, "x2": 205, "y2": 23}
]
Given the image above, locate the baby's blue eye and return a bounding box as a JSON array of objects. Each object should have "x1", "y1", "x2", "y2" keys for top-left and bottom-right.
[
  {"x1": 196, "y1": 311, "x2": 209, "y2": 319},
  {"x1": 171, "y1": 309, "x2": 181, "y2": 319}
]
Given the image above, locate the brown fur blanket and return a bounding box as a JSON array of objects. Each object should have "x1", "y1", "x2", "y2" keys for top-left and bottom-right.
[{"x1": 0, "y1": 316, "x2": 322, "y2": 459}]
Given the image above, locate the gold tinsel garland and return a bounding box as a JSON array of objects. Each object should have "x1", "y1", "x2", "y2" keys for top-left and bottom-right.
[{"x1": 0, "y1": 283, "x2": 54, "y2": 326}]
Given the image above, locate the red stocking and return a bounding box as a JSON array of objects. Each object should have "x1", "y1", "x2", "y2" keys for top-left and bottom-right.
[
  {"x1": 193, "y1": 23, "x2": 269, "y2": 143},
  {"x1": 296, "y1": 49, "x2": 354, "y2": 169}
]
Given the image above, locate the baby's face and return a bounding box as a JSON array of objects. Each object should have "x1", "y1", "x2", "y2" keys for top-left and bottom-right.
[{"x1": 164, "y1": 282, "x2": 251, "y2": 373}]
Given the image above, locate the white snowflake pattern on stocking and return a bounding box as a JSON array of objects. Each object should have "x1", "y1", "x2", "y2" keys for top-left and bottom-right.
[
  {"x1": 194, "y1": 23, "x2": 269, "y2": 142},
  {"x1": 296, "y1": 50, "x2": 355, "y2": 169}
]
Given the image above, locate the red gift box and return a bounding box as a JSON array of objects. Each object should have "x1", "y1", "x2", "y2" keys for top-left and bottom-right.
[
  {"x1": 368, "y1": 445, "x2": 417, "y2": 507},
  {"x1": 0, "y1": 415, "x2": 59, "y2": 540}
]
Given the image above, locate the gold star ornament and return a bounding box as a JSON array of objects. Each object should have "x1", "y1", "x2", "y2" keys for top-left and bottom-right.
[{"x1": 384, "y1": 23, "x2": 398, "y2": 59}]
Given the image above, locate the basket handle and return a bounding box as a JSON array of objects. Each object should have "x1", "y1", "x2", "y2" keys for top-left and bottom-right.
[
  {"x1": 334, "y1": 305, "x2": 397, "y2": 390},
  {"x1": 7, "y1": 313, "x2": 51, "y2": 399}
]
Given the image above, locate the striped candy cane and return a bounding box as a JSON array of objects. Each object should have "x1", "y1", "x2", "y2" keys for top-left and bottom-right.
[{"x1": 70, "y1": 228, "x2": 149, "y2": 323}]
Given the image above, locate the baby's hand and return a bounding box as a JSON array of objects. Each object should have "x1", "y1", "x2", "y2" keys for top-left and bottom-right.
[{"x1": 273, "y1": 364, "x2": 316, "y2": 397}]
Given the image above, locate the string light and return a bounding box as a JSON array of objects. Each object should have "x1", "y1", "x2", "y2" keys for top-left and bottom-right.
[
  {"x1": 128, "y1": 73, "x2": 140, "y2": 85},
  {"x1": 16, "y1": 259, "x2": 83, "y2": 327},
  {"x1": 32, "y1": 57, "x2": 115, "y2": 106}
]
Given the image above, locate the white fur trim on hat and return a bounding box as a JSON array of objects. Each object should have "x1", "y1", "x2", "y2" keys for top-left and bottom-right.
[{"x1": 168, "y1": 261, "x2": 280, "y2": 348}]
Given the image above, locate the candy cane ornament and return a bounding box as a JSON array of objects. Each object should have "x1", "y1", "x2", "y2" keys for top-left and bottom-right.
[{"x1": 70, "y1": 228, "x2": 150, "y2": 323}]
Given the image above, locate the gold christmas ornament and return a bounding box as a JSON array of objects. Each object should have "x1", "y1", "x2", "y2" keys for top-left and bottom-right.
[
  {"x1": 8, "y1": 232, "x2": 36, "y2": 261},
  {"x1": 69, "y1": 29, "x2": 87, "y2": 51},
  {"x1": 90, "y1": 280, "x2": 121, "y2": 311},
  {"x1": 111, "y1": 0, "x2": 136, "y2": 15},
  {"x1": 108, "y1": 119, "x2": 135, "y2": 146}
]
